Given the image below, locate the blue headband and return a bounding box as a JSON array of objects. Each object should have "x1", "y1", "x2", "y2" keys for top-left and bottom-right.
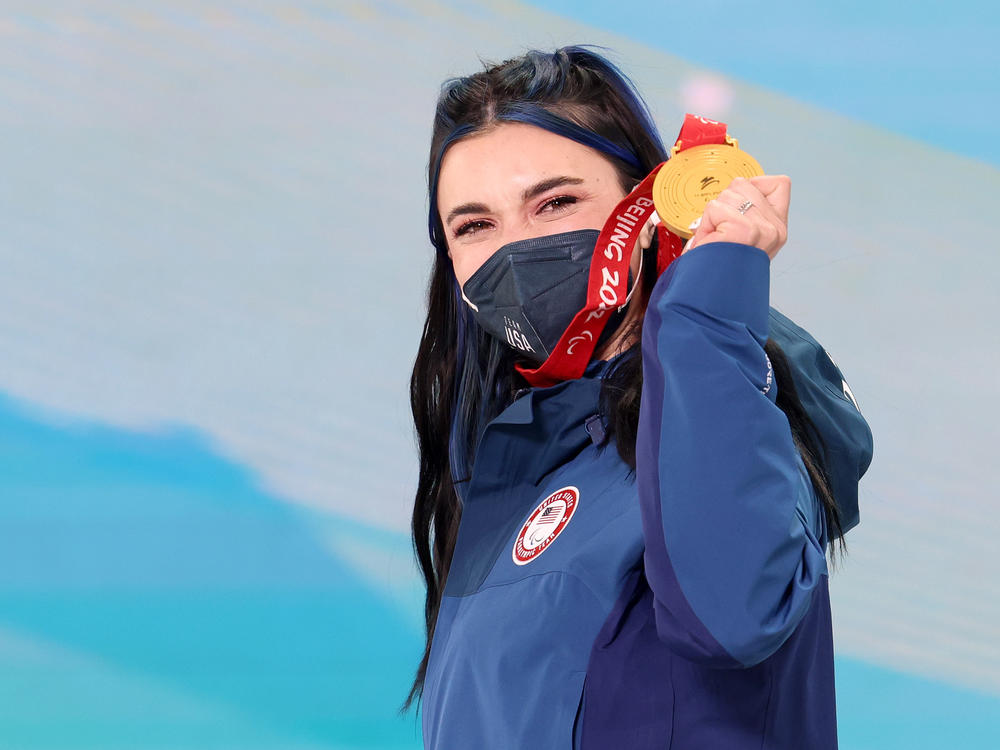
[{"x1": 498, "y1": 103, "x2": 643, "y2": 172}]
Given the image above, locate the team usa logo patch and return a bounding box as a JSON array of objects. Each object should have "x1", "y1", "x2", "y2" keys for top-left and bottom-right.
[{"x1": 512, "y1": 486, "x2": 579, "y2": 566}]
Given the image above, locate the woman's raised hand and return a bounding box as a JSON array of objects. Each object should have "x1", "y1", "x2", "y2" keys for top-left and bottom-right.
[{"x1": 683, "y1": 175, "x2": 791, "y2": 260}]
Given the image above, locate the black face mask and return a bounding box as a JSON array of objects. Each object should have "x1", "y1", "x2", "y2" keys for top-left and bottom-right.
[{"x1": 460, "y1": 229, "x2": 637, "y2": 364}]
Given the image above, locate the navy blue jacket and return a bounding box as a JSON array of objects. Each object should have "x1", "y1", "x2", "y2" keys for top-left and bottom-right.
[{"x1": 422, "y1": 241, "x2": 874, "y2": 749}]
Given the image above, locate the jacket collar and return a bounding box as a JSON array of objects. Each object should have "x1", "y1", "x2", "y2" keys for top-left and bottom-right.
[{"x1": 469, "y1": 354, "x2": 624, "y2": 494}]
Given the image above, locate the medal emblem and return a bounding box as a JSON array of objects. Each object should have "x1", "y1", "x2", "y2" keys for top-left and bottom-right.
[
  {"x1": 512, "y1": 486, "x2": 579, "y2": 566},
  {"x1": 652, "y1": 138, "x2": 765, "y2": 238}
]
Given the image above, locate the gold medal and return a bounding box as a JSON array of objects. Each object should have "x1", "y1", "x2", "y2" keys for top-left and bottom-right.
[{"x1": 652, "y1": 136, "x2": 764, "y2": 238}]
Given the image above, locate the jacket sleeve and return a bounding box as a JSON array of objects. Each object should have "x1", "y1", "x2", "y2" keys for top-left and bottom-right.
[{"x1": 636, "y1": 240, "x2": 829, "y2": 669}]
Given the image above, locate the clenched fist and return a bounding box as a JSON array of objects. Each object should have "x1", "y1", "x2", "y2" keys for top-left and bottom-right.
[{"x1": 683, "y1": 175, "x2": 791, "y2": 260}]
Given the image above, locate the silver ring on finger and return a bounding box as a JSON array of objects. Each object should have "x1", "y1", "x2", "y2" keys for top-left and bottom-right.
[{"x1": 737, "y1": 200, "x2": 754, "y2": 215}]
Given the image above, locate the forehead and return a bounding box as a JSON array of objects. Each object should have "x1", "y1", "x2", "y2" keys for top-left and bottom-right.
[{"x1": 436, "y1": 122, "x2": 620, "y2": 206}]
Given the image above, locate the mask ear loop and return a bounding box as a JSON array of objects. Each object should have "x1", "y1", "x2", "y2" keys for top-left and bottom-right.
[
  {"x1": 460, "y1": 286, "x2": 479, "y2": 312},
  {"x1": 453, "y1": 257, "x2": 480, "y2": 312},
  {"x1": 618, "y1": 211, "x2": 658, "y2": 311}
]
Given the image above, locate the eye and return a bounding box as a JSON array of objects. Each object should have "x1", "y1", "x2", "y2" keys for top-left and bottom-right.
[
  {"x1": 454, "y1": 219, "x2": 493, "y2": 238},
  {"x1": 539, "y1": 195, "x2": 578, "y2": 213}
]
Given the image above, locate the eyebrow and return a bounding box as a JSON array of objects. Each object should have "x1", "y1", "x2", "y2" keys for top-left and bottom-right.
[{"x1": 443, "y1": 175, "x2": 585, "y2": 226}]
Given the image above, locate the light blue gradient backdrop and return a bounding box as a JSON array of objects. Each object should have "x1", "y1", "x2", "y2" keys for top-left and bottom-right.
[{"x1": 1, "y1": 2, "x2": 997, "y2": 748}]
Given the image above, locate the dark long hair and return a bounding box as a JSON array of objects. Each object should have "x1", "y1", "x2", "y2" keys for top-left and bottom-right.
[{"x1": 404, "y1": 46, "x2": 846, "y2": 712}]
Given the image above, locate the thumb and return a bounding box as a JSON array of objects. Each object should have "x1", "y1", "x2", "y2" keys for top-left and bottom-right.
[{"x1": 683, "y1": 212, "x2": 715, "y2": 253}]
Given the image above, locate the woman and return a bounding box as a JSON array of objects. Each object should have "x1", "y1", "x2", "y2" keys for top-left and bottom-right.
[{"x1": 406, "y1": 46, "x2": 873, "y2": 749}]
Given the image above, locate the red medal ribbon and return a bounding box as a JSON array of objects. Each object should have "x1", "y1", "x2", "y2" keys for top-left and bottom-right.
[
  {"x1": 672, "y1": 113, "x2": 730, "y2": 153},
  {"x1": 514, "y1": 114, "x2": 731, "y2": 388}
]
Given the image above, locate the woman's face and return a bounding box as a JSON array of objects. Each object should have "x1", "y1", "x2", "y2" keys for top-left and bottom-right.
[{"x1": 436, "y1": 122, "x2": 633, "y2": 289}]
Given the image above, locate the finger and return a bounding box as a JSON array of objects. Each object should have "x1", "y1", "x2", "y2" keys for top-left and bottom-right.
[
  {"x1": 707, "y1": 195, "x2": 786, "y2": 257},
  {"x1": 723, "y1": 176, "x2": 779, "y2": 212},
  {"x1": 747, "y1": 174, "x2": 791, "y2": 224},
  {"x1": 702, "y1": 198, "x2": 748, "y2": 236},
  {"x1": 687, "y1": 199, "x2": 747, "y2": 251},
  {"x1": 685, "y1": 208, "x2": 717, "y2": 252},
  {"x1": 716, "y1": 178, "x2": 783, "y2": 231}
]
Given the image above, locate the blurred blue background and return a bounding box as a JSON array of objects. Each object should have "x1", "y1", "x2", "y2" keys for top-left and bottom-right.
[{"x1": 0, "y1": 1, "x2": 997, "y2": 748}]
